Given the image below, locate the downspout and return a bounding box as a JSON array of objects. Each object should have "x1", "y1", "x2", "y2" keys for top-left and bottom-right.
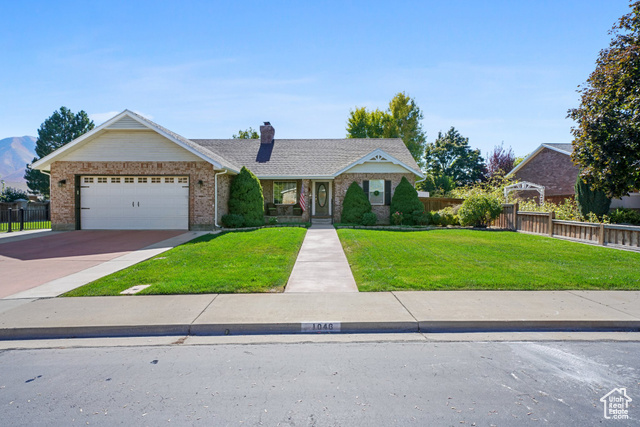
[
  {"x1": 214, "y1": 169, "x2": 228, "y2": 229},
  {"x1": 414, "y1": 173, "x2": 427, "y2": 189}
]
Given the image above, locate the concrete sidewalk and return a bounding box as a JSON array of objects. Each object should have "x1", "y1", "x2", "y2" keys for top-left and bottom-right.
[
  {"x1": 0, "y1": 291, "x2": 639, "y2": 340},
  {"x1": 285, "y1": 225, "x2": 358, "y2": 292}
]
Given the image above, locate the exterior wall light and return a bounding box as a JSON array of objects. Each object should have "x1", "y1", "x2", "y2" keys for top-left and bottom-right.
[{"x1": 58, "y1": 179, "x2": 67, "y2": 187}]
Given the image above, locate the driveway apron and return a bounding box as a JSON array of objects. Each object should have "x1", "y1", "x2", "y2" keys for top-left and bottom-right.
[
  {"x1": 285, "y1": 225, "x2": 358, "y2": 292},
  {"x1": 0, "y1": 230, "x2": 185, "y2": 298}
]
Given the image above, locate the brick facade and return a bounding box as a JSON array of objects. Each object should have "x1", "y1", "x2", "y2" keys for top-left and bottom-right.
[
  {"x1": 333, "y1": 173, "x2": 416, "y2": 224},
  {"x1": 49, "y1": 162, "x2": 416, "y2": 229},
  {"x1": 50, "y1": 161, "x2": 218, "y2": 231},
  {"x1": 513, "y1": 148, "x2": 578, "y2": 198}
]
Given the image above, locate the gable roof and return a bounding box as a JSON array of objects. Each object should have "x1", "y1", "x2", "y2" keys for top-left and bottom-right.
[
  {"x1": 31, "y1": 110, "x2": 240, "y2": 173},
  {"x1": 190, "y1": 138, "x2": 423, "y2": 178},
  {"x1": 31, "y1": 110, "x2": 423, "y2": 178},
  {"x1": 506, "y1": 143, "x2": 574, "y2": 177}
]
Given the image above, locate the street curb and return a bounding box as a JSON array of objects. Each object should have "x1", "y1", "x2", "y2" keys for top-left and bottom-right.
[
  {"x1": 0, "y1": 325, "x2": 191, "y2": 340},
  {"x1": 190, "y1": 321, "x2": 419, "y2": 336},
  {"x1": 419, "y1": 320, "x2": 640, "y2": 333},
  {"x1": 2, "y1": 320, "x2": 640, "y2": 340}
]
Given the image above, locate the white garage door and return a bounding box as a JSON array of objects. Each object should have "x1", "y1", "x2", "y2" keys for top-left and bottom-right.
[{"x1": 80, "y1": 176, "x2": 189, "y2": 230}]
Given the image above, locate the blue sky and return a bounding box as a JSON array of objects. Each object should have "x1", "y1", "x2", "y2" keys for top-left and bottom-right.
[{"x1": 0, "y1": 0, "x2": 631, "y2": 157}]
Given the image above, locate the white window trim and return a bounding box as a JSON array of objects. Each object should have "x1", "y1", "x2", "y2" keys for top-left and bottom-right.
[{"x1": 368, "y1": 179, "x2": 385, "y2": 206}]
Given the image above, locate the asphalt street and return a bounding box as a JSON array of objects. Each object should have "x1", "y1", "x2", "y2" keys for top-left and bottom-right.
[{"x1": 0, "y1": 340, "x2": 638, "y2": 426}]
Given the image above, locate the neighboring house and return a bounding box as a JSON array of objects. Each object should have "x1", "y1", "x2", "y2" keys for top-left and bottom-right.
[
  {"x1": 507, "y1": 143, "x2": 640, "y2": 209},
  {"x1": 31, "y1": 110, "x2": 424, "y2": 230}
]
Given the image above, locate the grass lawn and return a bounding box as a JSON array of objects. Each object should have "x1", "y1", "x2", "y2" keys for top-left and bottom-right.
[
  {"x1": 337, "y1": 229, "x2": 640, "y2": 291},
  {"x1": 64, "y1": 228, "x2": 307, "y2": 296},
  {"x1": 0, "y1": 221, "x2": 51, "y2": 232}
]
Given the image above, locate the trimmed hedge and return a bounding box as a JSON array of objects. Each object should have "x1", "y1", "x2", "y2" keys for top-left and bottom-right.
[
  {"x1": 341, "y1": 181, "x2": 372, "y2": 224},
  {"x1": 228, "y1": 166, "x2": 264, "y2": 227},
  {"x1": 361, "y1": 212, "x2": 378, "y2": 226},
  {"x1": 389, "y1": 177, "x2": 423, "y2": 225}
]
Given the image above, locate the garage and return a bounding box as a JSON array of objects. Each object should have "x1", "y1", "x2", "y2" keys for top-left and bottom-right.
[{"x1": 80, "y1": 176, "x2": 189, "y2": 230}]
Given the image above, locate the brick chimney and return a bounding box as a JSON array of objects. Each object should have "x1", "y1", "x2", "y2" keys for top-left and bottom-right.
[{"x1": 260, "y1": 122, "x2": 275, "y2": 144}]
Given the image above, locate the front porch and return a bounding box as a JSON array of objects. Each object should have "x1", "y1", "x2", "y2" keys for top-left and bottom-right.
[{"x1": 260, "y1": 178, "x2": 334, "y2": 224}]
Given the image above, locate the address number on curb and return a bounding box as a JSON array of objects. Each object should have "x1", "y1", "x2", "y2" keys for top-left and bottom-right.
[{"x1": 301, "y1": 322, "x2": 341, "y2": 333}]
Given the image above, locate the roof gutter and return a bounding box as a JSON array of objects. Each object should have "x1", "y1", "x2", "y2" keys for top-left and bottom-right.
[{"x1": 214, "y1": 169, "x2": 228, "y2": 229}]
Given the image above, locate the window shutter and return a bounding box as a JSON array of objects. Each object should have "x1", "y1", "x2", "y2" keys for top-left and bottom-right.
[
  {"x1": 384, "y1": 180, "x2": 391, "y2": 205},
  {"x1": 362, "y1": 180, "x2": 369, "y2": 198}
]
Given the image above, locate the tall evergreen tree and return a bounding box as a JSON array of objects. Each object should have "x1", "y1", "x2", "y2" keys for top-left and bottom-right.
[
  {"x1": 575, "y1": 175, "x2": 611, "y2": 219},
  {"x1": 24, "y1": 107, "x2": 94, "y2": 198}
]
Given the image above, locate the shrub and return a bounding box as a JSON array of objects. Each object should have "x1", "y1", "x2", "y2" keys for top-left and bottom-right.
[
  {"x1": 0, "y1": 186, "x2": 28, "y2": 202},
  {"x1": 391, "y1": 211, "x2": 403, "y2": 225},
  {"x1": 389, "y1": 177, "x2": 423, "y2": 225},
  {"x1": 360, "y1": 212, "x2": 377, "y2": 226},
  {"x1": 268, "y1": 217, "x2": 278, "y2": 225},
  {"x1": 433, "y1": 207, "x2": 460, "y2": 226},
  {"x1": 609, "y1": 208, "x2": 640, "y2": 225},
  {"x1": 221, "y1": 214, "x2": 245, "y2": 228},
  {"x1": 228, "y1": 166, "x2": 264, "y2": 227},
  {"x1": 412, "y1": 210, "x2": 431, "y2": 226},
  {"x1": 575, "y1": 176, "x2": 611, "y2": 219},
  {"x1": 430, "y1": 212, "x2": 441, "y2": 226},
  {"x1": 341, "y1": 181, "x2": 372, "y2": 224},
  {"x1": 458, "y1": 193, "x2": 502, "y2": 227}
]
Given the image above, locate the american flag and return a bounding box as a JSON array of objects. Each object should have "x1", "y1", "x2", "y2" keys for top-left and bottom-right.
[{"x1": 299, "y1": 184, "x2": 306, "y2": 212}]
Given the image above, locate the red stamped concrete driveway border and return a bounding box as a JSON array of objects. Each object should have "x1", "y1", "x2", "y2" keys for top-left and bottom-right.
[{"x1": 0, "y1": 230, "x2": 185, "y2": 298}]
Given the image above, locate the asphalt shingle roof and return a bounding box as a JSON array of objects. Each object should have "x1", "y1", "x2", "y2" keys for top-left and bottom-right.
[{"x1": 189, "y1": 138, "x2": 422, "y2": 177}]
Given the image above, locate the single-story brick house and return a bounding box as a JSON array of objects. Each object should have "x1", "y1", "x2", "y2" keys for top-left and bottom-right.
[
  {"x1": 31, "y1": 110, "x2": 424, "y2": 230},
  {"x1": 507, "y1": 143, "x2": 640, "y2": 208}
]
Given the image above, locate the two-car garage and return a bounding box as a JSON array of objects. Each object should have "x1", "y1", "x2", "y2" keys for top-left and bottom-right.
[{"x1": 79, "y1": 176, "x2": 189, "y2": 230}]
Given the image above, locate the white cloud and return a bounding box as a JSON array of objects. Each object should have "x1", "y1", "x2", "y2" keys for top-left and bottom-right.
[
  {"x1": 89, "y1": 111, "x2": 120, "y2": 124},
  {"x1": 132, "y1": 111, "x2": 153, "y2": 120}
]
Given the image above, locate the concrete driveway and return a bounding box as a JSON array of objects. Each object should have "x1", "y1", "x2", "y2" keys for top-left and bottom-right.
[{"x1": 0, "y1": 230, "x2": 186, "y2": 298}]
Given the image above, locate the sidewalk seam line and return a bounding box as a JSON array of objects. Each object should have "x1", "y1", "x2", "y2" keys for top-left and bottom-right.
[
  {"x1": 188, "y1": 294, "x2": 219, "y2": 335},
  {"x1": 567, "y1": 291, "x2": 640, "y2": 320},
  {"x1": 391, "y1": 292, "x2": 420, "y2": 332}
]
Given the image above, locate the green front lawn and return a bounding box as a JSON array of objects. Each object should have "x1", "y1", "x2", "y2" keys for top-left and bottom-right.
[
  {"x1": 64, "y1": 228, "x2": 307, "y2": 296},
  {"x1": 337, "y1": 229, "x2": 640, "y2": 291},
  {"x1": 0, "y1": 221, "x2": 51, "y2": 232}
]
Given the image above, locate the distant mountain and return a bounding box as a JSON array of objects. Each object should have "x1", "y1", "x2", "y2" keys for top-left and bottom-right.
[{"x1": 0, "y1": 136, "x2": 37, "y2": 187}]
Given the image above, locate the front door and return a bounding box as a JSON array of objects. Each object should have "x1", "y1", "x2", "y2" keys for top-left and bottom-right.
[{"x1": 315, "y1": 182, "x2": 330, "y2": 216}]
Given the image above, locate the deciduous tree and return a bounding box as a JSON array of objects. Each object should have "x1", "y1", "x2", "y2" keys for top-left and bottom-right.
[
  {"x1": 423, "y1": 127, "x2": 485, "y2": 186},
  {"x1": 568, "y1": 1, "x2": 640, "y2": 198},
  {"x1": 232, "y1": 128, "x2": 259, "y2": 139},
  {"x1": 485, "y1": 143, "x2": 515, "y2": 178},
  {"x1": 346, "y1": 92, "x2": 427, "y2": 167}
]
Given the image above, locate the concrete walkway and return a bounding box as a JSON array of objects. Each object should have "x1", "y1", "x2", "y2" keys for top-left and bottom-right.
[
  {"x1": 0, "y1": 291, "x2": 639, "y2": 340},
  {"x1": 285, "y1": 225, "x2": 358, "y2": 292}
]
